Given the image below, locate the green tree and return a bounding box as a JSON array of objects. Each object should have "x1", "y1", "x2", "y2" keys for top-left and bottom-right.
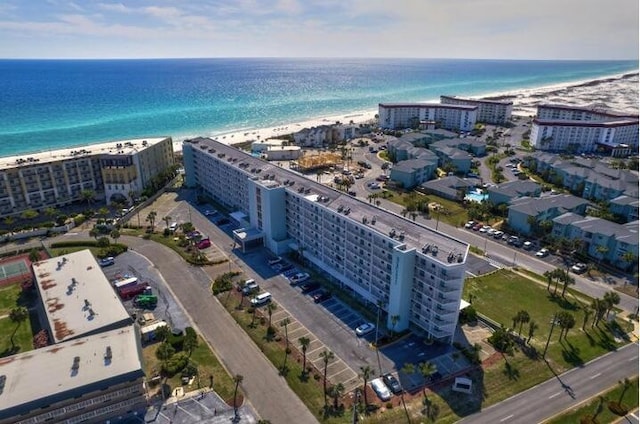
[
  {"x1": 21, "y1": 209, "x2": 39, "y2": 220},
  {"x1": 327, "y1": 383, "x2": 345, "y2": 411},
  {"x1": 516, "y1": 310, "x2": 530, "y2": 336},
  {"x1": 145, "y1": 211, "x2": 158, "y2": 231},
  {"x1": 418, "y1": 361, "x2": 437, "y2": 398},
  {"x1": 280, "y1": 317, "x2": 291, "y2": 350},
  {"x1": 591, "y1": 298, "x2": 607, "y2": 327},
  {"x1": 266, "y1": 302, "x2": 277, "y2": 330},
  {"x1": 557, "y1": 311, "x2": 576, "y2": 340},
  {"x1": 560, "y1": 271, "x2": 575, "y2": 298},
  {"x1": 155, "y1": 325, "x2": 170, "y2": 343},
  {"x1": 621, "y1": 251, "x2": 638, "y2": 272},
  {"x1": 595, "y1": 244, "x2": 609, "y2": 264},
  {"x1": 163, "y1": 215, "x2": 172, "y2": 229},
  {"x1": 603, "y1": 291, "x2": 621, "y2": 318},
  {"x1": 109, "y1": 229, "x2": 120, "y2": 244},
  {"x1": 232, "y1": 374, "x2": 243, "y2": 419},
  {"x1": 298, "y1": 336, "x2": 311, "y2": 375},
  {"x1": 28, "y1": 248, "x2": 40, "y2": 263},
  {"x1": 80, "y1": 189, "x2": 96, "y2": 205},
  {"x1": 183, "y1": 328, "x2": 198, "y2": 356},
  {"x1": 488, "y1": 325, "x2": 514, "y2": 355},
  {"x1": 9, "y1": 306, "x2": 28, "y2": 350},
  {"x1": 320, "y1": 350, "x2": 335, "y2": 406},
  {"x1": 359, "y1": 365, "x2": 374, "y2": 412},
  {"x1": 155, "y1": 342, "x2": 175, "y2": 370}
]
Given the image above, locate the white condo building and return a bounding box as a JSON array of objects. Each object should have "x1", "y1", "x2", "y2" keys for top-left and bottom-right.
[
  {"x1": 378, "y1": 103, "x2": 477, "y2": 132},
  {"x1": 440, "y1": 95, "x2": 513, "y2": 125},
  {"x1": 530, "y1": 104, "x2": 639, "y2": 155},
  {"x1": 183, "y1": 137, "x2": 469, "y2": 343}
]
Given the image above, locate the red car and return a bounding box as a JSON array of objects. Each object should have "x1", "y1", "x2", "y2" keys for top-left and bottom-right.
[
  {"x1": 197, "y1": 238, "x2": 211, "y2": 249},
  {"x1": 472, "y1": 223, "x2": 483, "y2": 231},
  {"x1": 118, "y1": 282, "x2": 150, "y2": 300}
]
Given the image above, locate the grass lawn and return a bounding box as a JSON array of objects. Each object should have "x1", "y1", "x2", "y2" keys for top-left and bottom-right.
[
  {"x1": 0, "y1": 313, "x2": 34, "y2": 357},
  {"x1": 142, "y1": 335, "x2": 237, "y2": 403},
  {"x1": 545, "y1": 377, "x2": 639, "y2": 424},
  {"x1": 0, "y1": 283, "x2": 23, "y2": 315},
  {"x1": 219, "y1": 292, "x2": 349, "y2": 424},
  {"x1": 384, "y1": 191, "x2": 469, "y2": 227},
  {"x1": 463, "y1": 269, "x2": 629, "y2": 373}
]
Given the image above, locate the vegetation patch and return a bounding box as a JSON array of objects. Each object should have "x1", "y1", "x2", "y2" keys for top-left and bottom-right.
[{"x1": 0, "y1": 310, "x2": 34, "y2": 357}]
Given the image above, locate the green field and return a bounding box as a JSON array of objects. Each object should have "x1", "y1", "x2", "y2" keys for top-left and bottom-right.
[
  {"x1": 546, "y1": 377, "x2": 638, "y2": 424},
  {"x1": 384, "y1": 191, "x2": 470, "y2": 227},
  {"x1": 0, "y1": 283, "x2": 23, "y2": 315},
  {"x1": 0, "y1": 313, "x2": 34, "y2": 357},
  {"x1": 463, "y1": 269, "x2": 628, "y2": 372}
]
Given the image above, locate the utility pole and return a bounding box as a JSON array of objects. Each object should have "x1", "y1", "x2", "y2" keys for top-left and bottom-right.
[
  {"x1": 543, "y1": 312, "x2": 558, "y2": 359},
  {"x1": 374, "y1": 301, "x2": 383, "y2": 376}
]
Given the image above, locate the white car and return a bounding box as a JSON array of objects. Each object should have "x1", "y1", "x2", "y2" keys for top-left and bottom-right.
[
  {"x1": 535, "y1": 248, "x2": 550, "y2": 257},
  {"x1": 479, "y1": 225, "x2": 490, "y2": 233},
  {"x1": 523, "y1": 241, "x2": 534, "y2": 250},
  {"x1": 487, "y1": 228, "x2": 497, "y2": 236},
  {"x1": 370, "y1": 378, "x2": 391, "y2": 401},
  {"x1": 289, "y1": 272, "x2": 310, "y2": 285},
  {"x1": 355, "y1": 322, "x2": 375, "y2": 337},
  {"x1": 464, "y1": 221, "x2": 475, "y2": 229}
]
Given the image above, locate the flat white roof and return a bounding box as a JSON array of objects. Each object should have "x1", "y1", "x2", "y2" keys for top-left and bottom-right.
[
  {"x1": 33, "y1": 249, "x2": 132, "y2": 344},
  {"x1": 0, "y1": 326, "x2": 143, "y2": 419},
  {"x1": 0, "y1": 136, "x2": 171, "y2": 170}
]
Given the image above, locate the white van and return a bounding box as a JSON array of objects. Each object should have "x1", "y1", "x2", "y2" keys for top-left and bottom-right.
[
  {"x1": 250, "y1": 292, "x2": 272, "y2": 306},
  {"x1": 169, "y1": 222, "x2": 178, "y2": 232}
]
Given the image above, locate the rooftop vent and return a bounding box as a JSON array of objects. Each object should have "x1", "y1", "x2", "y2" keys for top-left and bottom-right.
[
  {"x1": 371, "y1": 216, "x2": 377, "y2": 225},
  {"x1": 389, "y1": 228, "x2": 396, "y2": 237},
  {"x1": 457, "y1": 253, "x2": 464, "y2": 263},
  {"x1": 105, "y1": 346, "x2": 112, "y2": 361},
  {"x1": 398, "y1": 231, "x2": 405, "y2": 241},
  {"x1": 344, "y1": 207, "x2": 351, "y2": 215},
  {"x1": 337, "y1": 205, "x2": 344, "y2": 212},
  {"x1": 422, "y1": 244, "x2": 431, "y2": 253},
  {"x1": 304, "y1": 188, "x2": 311, "y2": 194},
  {"x1": 362, "y1": 217, "x2": 368, "y2": 224},
  {"x1": 431, "y1": 245, "x2": 439, "y2": 256},
  {"x1": 72, "y1": 356, "x2": 80, "y2": 371}
]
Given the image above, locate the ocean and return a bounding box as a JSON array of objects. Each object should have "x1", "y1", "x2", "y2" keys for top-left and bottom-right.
[{"x1": 0, "y1": 58, "x2": 637, "y2": 157}]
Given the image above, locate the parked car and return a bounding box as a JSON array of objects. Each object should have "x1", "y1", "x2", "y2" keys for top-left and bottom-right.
[
  {"x1": 197, "y1": 238, "x2": 211, "y2": 249},
  {"x1": 312, "y1": 289, "x2": 332, "y2": 303},
  {"x1": 289, "y1": 272, "x2": 310, "y2": 285},
  {"x1": 370, "y1": 378, "x2": 391, "y2": 401},
  {"x1": 507, "y1": 236, "x2": 519, "y2": 245},
  {"x1": 493, "y1": 231, "x2": 504, "y2": 239},
  {"x1": 241, "y1": 279, "x2": 259, "y2": 295},
  {"x1": 535, "y1": 248, "x2": 550, "y2": 257},
  {"x1": 355, "y1": 322, "x2": 375, "y2": 337},
  {"x1": 465, "y1": 220, "x2": 475, "y2": 229},
  {"x1": 479, "y1": 225, "x2": 491, "y2": 233},
  {"x1": 571, "y1": 263, "x2": 587, "y2": 274},
  {"x1": 300, "y1": 281, "x2": 321, "y2": 294},
  {"x1": 382, "y1": 373, "x2": 403, "y2": 395},
  {"x1": 98, "y1": 256, "x2": 115, "y2": 267},
  {"x1": 268, "y1": 256, "x2": 283, "y2": 266},
  {"x1": 472, "y1": 224, "x2": 483, "y2": 231},
  {"x1": 523, "y1": 241, "x2": 534, "y2": 250}
]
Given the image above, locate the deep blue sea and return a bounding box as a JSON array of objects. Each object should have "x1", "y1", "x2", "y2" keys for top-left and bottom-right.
[{"x1": 0, "y1": 58, "x2": 637, "y2": 157}]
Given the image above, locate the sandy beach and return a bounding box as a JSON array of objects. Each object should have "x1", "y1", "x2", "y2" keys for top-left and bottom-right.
[{"x1": 172, "y1": 72, "x2": 639, "y2": 152}]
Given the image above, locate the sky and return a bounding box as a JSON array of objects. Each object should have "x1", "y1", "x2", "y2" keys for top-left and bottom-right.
[{"x1": 0, "y1": 0, "x2": 637, "y2": 60}]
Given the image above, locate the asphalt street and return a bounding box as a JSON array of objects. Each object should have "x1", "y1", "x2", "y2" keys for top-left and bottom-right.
[{"x1": 459, "y1": 343, "x2": 639, "y2": 424}]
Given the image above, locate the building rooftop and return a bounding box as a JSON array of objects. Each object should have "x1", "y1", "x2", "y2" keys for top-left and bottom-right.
[
  {"x1": 537, "y1": 103, "x2": 639, "y2": 119},
  {"x1": 509, "y1": 194, "x2": 591, "y2": 216},
  {"x1": 392, "y1": 158, "x2": 436, "y2": 173},
  {"x1": 33, "y1": 249, "x2": 132, "y2": 344},
  {"x1": 379, "y1": 102, "x2": 478, "y2": 111},
  {"x1": 610, "y1": 195, "x2": 639, "y2": 207},
  {"x1": 553, "y1": 213, "x2": 639, "y2": 245},
  {"x1": 0, "y1": 325, "x2": 143, "y2": 420},
  {"x1": 441, "y1": 95, "x2": 514, "y2": 106},
  {"x1": 488, "y1": 180, "x2": 541, "y2": 198},
  {"x1": 533, "y1": 118, "x2": 639, "y2": 127},
  {"x1": 0, "y1": 137, "x2": 171, "y2": 170},
  {"x1": 419, "y1": 176, "x2": 475, "y2": 199},
  {"x1": 185, "y1": 137, "x2": 469, "y2": 266}
]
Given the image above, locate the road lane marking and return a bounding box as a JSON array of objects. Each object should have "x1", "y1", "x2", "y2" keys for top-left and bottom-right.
[
  {"x1": 549, "y1": 392, "x2": 562, "y2": 399},
  {"x1": 589, "y1": 372, "x2": 602, "y2": 379},
  {"x1": 499, "y1": 414, "x2": 514, "y2": 422},
  {"x1": 628, "y1": 356, "x2": 638, "y2": 362}
]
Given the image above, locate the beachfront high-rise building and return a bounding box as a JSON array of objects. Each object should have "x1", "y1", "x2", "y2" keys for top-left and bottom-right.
[
  {"x1": 530, "y1": 104, "x2": 639, "y2": 156},
  {"x1": 440, "y1": 95, "x2": 513, "y2": 125},
  {"x1": 183, "y1": 137, "x2": 469, "y2": 343},
  {"x1": 378, "y1": 103, "x2": 477, "y2": 132},
  {"x1": 0, "y1": 137, "x2": 174, "y2": 217}
]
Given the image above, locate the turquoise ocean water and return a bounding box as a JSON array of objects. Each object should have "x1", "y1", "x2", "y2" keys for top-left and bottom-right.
[{"x1": 0, "y1": 58, "x2": 637, "y2": 157}]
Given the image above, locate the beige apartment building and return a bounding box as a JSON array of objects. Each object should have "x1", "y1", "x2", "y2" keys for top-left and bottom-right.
[{"x1": 0, "y1": 137, "x2": 174, "y2": 217}]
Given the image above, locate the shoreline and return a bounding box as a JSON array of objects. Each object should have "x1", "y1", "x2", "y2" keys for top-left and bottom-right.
[{"x1": 171, "y1": 70, "x2": 638, "y2": 152}]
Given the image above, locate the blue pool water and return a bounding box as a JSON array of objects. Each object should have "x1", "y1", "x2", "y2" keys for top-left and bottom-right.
[{"x1": 465, "y1": 190, "x2": 488, "y2": 203}]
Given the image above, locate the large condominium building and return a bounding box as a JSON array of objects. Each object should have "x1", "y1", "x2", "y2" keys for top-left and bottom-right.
[
  {"x1": 440, "y1": 95, "x2": 513, "y2": 125},
  {"x1": 530, "y1": 104, "x2": 639, "y2": 155},
  {"x1": 0, "y1": 137, "x2": 174, "y2": 217},
  {"x1": 0, "y1": 250, "x2": 145, "y2": 424},
  {"x1": 378, "y1": 103, "x2": 477, "y2": 132},
  {"x1": 183, "y1": 138, "x2": 469, "y2": 343},
  {"x1": 0, "y1": 326, "x2": 146, "y2": 424}
]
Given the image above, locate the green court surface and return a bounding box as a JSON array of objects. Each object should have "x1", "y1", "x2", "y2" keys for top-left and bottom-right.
[{"x1": 0, "y1": 260, "x2": 29, "y2": 280}]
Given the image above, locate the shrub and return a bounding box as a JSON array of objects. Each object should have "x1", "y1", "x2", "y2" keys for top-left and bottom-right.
[
  {"x1": 96, "y1": 237, "x2": 110, "y2": 247},
  {"x1": 608, "y1": 401, "x2": 629, "y2": 416},
  {"x1": 167, "y1": 333, "x2": 185, "y2": 352},
  {"x1": 97, "y1": 244, "x2": 128, "y2": 258},
  {"x1": 73, "y1": 215, "x2": 86, "y2": 226},
  {"x1": 385, "y1": 402, "x2": 393, "y2": 409},
  {"x1": 162, "y1": 352, "x2": 189, "y2": 377},
  {"x1": 51, "y1": 240, "x2": 99, "y2": 248}
]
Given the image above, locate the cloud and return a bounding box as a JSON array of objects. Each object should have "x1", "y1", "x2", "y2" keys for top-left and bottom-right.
[{"x1": 97, "y1": 3, "x2": 130, "y2": 13}]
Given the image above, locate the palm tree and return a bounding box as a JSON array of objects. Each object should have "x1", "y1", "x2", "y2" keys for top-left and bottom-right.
[
  {"x1": 581, "y1": 309, "x2": 592, "y2": 331},
  {"x1": 595, "y1": 244, "x2": 609, "y2": 264},
  {"x1": 603, "y1": 291, "x2": 620, "y2": 318},
  {"x1": 418, "y1": 361, "x2": 437, "y2": 395},
  {"x1": 320, "y1": 350, "x2": 335, "y2": 405},
  {"x1": 280, "y1": 317, "x2": 291, "y2": 349},
  {"x1": 557, "y1": 311, "x2": 576, "y2": 340},
  {"x1": 232, "y1": 374, "x2": 244, "y2": 419},
  {"x1": 266, "y1": 302, "x2": 277, "y2": 330},
  {"x1": 527, "y1": 320, "x2": 538, "y2": 344},
  {"x1": 591, "y1": 298, "x2": 607, "y2": 327},
  {"x1": 618, "y1": 378, "x2": 632, "y2": 404},
  {"x1": 390, "y1": 314, "x2": 400, "y2": 337},
  {"x1": 80, "y1": 189, "x2": 95, "y2": 206},
  {"x1": 146, "y1": 211, "x2": 158, "y2": 232},
  {"x1": 544, "y1": 270, "x2": 553, "y2": 292},
  {"x1": 327, "y1": 383, "x2": 345, "y2": 410},
  {"x1": 560, "y1": 271, "x2": 575, "y2": 298},
  {"x1": 163, "y1": 215, "x2": 172, "y2": 229},
  {"x1": 621, "y1": 251, "x2": 638, "y2": 273},
  {"x1": 110, "y1": 229, "x2": 120, "y2": 244},
  {"x1": 359, "y1": 365, "x2": 374, "y2": 412},
  {"x1": 516, "y1": 310, "x2": 530, "y2": 336},
  {"x1": 298, "y1": 336, "x2": 311, "y2": 374},
  {"x1": 9, "y1": 306, "x2": 28, "y2": 350}
]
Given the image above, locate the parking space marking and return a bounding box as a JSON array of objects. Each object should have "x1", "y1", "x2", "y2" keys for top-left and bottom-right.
[{"x1": 327, "y1": 367, "x2": 356, "y2": 381}]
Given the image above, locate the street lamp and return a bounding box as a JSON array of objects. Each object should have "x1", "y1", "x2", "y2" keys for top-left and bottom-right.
[{"x1": 374, "y1": 300, "x2": 383, "y2": 376}]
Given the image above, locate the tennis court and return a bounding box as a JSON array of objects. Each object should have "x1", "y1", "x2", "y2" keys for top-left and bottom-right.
[{"x1": 0, "y1": 257, "x2": 32, "y2": 287}]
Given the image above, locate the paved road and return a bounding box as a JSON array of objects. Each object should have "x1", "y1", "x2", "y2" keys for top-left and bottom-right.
[{"x1": 460, "y1": 343, "x2": 639, "y2": 424}]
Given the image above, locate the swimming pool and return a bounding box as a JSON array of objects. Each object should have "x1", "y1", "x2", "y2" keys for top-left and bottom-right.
[{"x1": 465, "y1": 189, "x2": 488, "y2": 203}]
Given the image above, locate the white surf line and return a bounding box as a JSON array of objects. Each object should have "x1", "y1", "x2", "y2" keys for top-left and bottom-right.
[
  {"x1": 589, "y1": 372, "x2": 602, "y2": 379},
  {"x1": 499, "y1": 414, "x2": 514, "y2": 422}
]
